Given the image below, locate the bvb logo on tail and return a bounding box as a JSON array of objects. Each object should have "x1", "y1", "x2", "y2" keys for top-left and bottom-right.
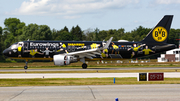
[{"x1": 152, "y1": 26, "x2": 168, "y2": 42}]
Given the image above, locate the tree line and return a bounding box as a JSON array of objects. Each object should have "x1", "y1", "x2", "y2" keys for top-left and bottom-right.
[{"x1": 0, "y1": 18, "x2": 180, "y2": 61}]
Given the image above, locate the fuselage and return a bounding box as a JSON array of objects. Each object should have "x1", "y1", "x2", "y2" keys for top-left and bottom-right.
[{"x1": 3, "y1": 40, "x2": 176, "y2": 61}]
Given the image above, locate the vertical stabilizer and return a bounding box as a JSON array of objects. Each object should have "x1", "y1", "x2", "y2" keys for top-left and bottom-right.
[{"x1": 141, "y1": 15, "x2": 173, "y2": 44}]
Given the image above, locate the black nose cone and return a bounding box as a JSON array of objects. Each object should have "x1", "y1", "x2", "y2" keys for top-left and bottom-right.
[{"x1": 3, "y1": 49, "x2": 8, "y2": 57}]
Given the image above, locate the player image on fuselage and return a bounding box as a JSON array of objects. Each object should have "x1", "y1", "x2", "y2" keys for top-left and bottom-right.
[
  {"x1": 42, "y1": 48, "x2": 52, "y2": 58},
  {"x1": 111, "y1": 42, "x2": 119, "y2": 55},
  {"x1": 128, "y1": 44, "x2": 146, "y2": 58},
  {"x1": 141, "y1": 45, "x2": 155, "y2": 55}
]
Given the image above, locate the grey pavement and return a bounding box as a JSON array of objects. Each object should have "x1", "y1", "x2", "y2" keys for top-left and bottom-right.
[
  {"x1": 0, "y1": 84, "x2": 180, "y2": 101},
  {"x1": 0, "y1": 67, "x2": 180, "y2": 72},
  {"x1": 0, "y1": 72, "x2": 180, "y2": 78}
]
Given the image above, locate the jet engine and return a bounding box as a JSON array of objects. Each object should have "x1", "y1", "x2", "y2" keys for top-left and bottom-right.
[{"x1": 53, "y1": 55, "x2": 78, "y2": 66}]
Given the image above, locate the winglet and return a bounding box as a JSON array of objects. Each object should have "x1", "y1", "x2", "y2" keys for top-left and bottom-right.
[{"x1": 103, "y1": 37, "x2": 113, "y2": 49}]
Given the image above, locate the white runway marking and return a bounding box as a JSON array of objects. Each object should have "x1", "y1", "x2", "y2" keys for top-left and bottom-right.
[{"x1": 0, "y1": 72, "x2": 180, "y2": 78}]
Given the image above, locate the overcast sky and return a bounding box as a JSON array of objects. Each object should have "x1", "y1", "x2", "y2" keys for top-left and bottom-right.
[{"x1": 0, "y1": 0, "x2": 180, "y2": 32}]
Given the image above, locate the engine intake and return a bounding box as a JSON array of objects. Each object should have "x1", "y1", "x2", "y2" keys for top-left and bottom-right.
[{"x1": 53, "y1": 55, "x2": 78, "y2": 66}]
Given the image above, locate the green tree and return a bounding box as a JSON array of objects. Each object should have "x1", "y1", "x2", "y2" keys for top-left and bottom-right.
[
  {"x1": 136, "y1": 26, "x2": 151, "y2": 40},
  {"x1": 54, "y1": 30, "x2": 72, "y2": 41},
  {"x1": 20, "y1": 24, "x2": 52, "y2": 41},
  {"x1": 20, "y1": 24, "x2": 38, "y2": 41},
  {"x1": 0, "y1": 26, "x2": 4, "y2": 61},
  {"x1": 71, "y1": 25, "x2": 82, "y2": 41},
  {"x1": 63, "y1": 26, "x2": 69, "y2": 32},
  {"x1": 4, "y1": 18, "x2": 25, "y2": 37},
  {"x1": 121, "y1": 26, "x2": 151, "y2": 42},
  {"x1": 53, "y1": 26, "x2": 72, "y2": 41},
  {"x1": 82, "y1": 28, "x2": 94, "y2": 41},
  {"x1": 112, "y1": 28, "x2": 125, "y2": 41},
  {"x1": 98, "y1": 30, "x2": 108, "y2": 41},
  {"x1": 107, "y1": 29, "x2": 114, "y2": 36},
  {"x1": 83, "y1": 28, "x2": 101, "y2": 41},
  {"x1": 121, "y1": 32, "x2": 133, "y2": 41},
  {"x1": 4, "y1": 18, "x2": 20, "y2": 35},
  {"x1": 94, "y1": 28, "x2": 100, "y2": 41},
  {"x1": 51, "y1": 28, "x2": 57, "y2": 40},
  {"x1": 3, "y1": 18, "x2": 25, "y2": 48},
  {"x1": 0, "y1": 26, "x2": 2, "y2": 39},
  {"x1": 38, "y1": 25, "x2": 52, "y2": 40},
  {"x1": 168, "y1": 29, "x2": 180, "y2": 46},
  {"x1": 105, "y1": 29, "x2": 115, "y2": 41}
]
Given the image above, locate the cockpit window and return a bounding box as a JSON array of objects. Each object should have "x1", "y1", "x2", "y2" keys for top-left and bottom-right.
[
  {"x1": 18, "y1": 42, "x2": 24, "y2": 46},
  {"x1": 9, "y1": 42, "x2": 24, "y2": 49},
  {"x1": 19, "y1": 43, "x2": 22, "y2": 45},
  {"x1": 9, "y1": 43, "x2": 18, "y2": 49}
]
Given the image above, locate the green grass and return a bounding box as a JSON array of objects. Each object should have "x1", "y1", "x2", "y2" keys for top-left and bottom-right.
[
  {"x1": 0, "y1": 69, "x2": 180, "y2": 74},
  {"x1": 0, "y1": 60, "x2": 179, "y2": 86},
  {"x1": 0, "y1": 60, "x2": 180, "y2": 69},
  {"x1": 0, "y1": 78, "x2": 180, "y2": 87},
  {"x1": 0, "y1": 60, "x2": 179, "y2": 87},
  {"x1": 0, "y1": 60, "x2": 180, "y2": 73}
]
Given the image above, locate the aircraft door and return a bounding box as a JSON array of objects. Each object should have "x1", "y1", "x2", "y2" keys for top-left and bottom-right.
[
  {"x1": 22, "y1": 42, "x2": 29, "y2": 57},
  {"x1": 17, "y1": 42, "x2": 24, "y2": 57},
  {"x1": 23, "y1": 42, "x2": 29, "y2": 51}
]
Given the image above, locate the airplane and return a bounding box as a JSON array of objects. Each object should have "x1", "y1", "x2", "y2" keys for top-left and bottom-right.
[{"x1": 3, "y1": 15, "x2": 176, "y2": 69}]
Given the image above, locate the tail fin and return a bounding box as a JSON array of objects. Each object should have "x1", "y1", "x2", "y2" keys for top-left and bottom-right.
[{"x1": 141, "y1": 15, "x2": 173, "y2": 44}]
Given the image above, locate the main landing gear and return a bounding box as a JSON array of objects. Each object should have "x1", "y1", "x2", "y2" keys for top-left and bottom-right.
[
  {"x1": 80, "y1": 58, "x2": 88, "y2": 69},
  {"x1": 24, "y1": 60, "x2": 28, "y2": 70},
  {"x1": 82, "y1": 63, "x2": 87, "y2": 69}
]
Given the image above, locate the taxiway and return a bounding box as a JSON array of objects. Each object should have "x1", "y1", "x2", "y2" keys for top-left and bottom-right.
[{"x1": 0, "y1": 84, "x2": 180, "y2": 101}]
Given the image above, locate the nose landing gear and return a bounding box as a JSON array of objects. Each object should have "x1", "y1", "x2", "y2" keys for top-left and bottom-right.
[{"x1": 24, "y1": 60, "x2": 28, "y2": 69}]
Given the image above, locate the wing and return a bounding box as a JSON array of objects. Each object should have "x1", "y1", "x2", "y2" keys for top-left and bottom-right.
[{"x1": 65, "y1": 37, "x2": 113, "y2": 59}]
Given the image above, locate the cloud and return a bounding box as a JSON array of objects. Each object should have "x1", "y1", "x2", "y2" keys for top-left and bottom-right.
[
  {"x1": 9, "y1": 0, "x2": 139, "y2": 19},
  {"x1": 149, "y1": 0, "x2": 180, "y2": 10},
  {"x1": 155, "y1": 0, "x2": 180, "y2": 4}
]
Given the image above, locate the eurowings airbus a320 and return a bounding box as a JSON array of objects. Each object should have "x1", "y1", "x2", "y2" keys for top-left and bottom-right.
[{"x1": 3, "y1": 15, "x2": 176, "y2": 69}]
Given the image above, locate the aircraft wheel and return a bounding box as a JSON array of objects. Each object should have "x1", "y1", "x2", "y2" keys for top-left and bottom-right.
[
  {"x1": 24, "y1": 66, "x2": 28, "y2": 70},
  {"x1": 82, "y1": 63, "x2": 87, "y2": 69}
]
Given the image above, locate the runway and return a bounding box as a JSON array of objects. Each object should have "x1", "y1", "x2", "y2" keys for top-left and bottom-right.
[
  {"x1": 0, "y1": 67, "x2": 180, "y2": 72},
  {"x1": 0, "y1": 84, "x2": 180, "y2": 101},
  {"x1": 0, "y1": 72, "x2": 180, "y2": 78}
]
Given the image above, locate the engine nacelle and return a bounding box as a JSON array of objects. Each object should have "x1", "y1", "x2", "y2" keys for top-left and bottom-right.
[{"x1": 53, "y1": 55, "x2": 78, "y2": 66}]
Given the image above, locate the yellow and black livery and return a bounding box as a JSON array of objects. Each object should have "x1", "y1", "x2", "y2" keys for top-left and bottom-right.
[{"x1": 3, "y1": 15, "x2": 176, "y2": 69}]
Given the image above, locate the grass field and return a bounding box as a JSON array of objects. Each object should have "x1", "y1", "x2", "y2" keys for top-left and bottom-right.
[
  {"x1": 0, "y1": 59, "x2": 180, "y2": 69},
  {"x1": 0, "y1": 78, "x2": 180, "y2": 87},
  {"x1": 0, "y1": 60, "x2": 180, "y2": 87},
  {"x1": 0, "y1": 60, "x2": 180, "y2": 73}
]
